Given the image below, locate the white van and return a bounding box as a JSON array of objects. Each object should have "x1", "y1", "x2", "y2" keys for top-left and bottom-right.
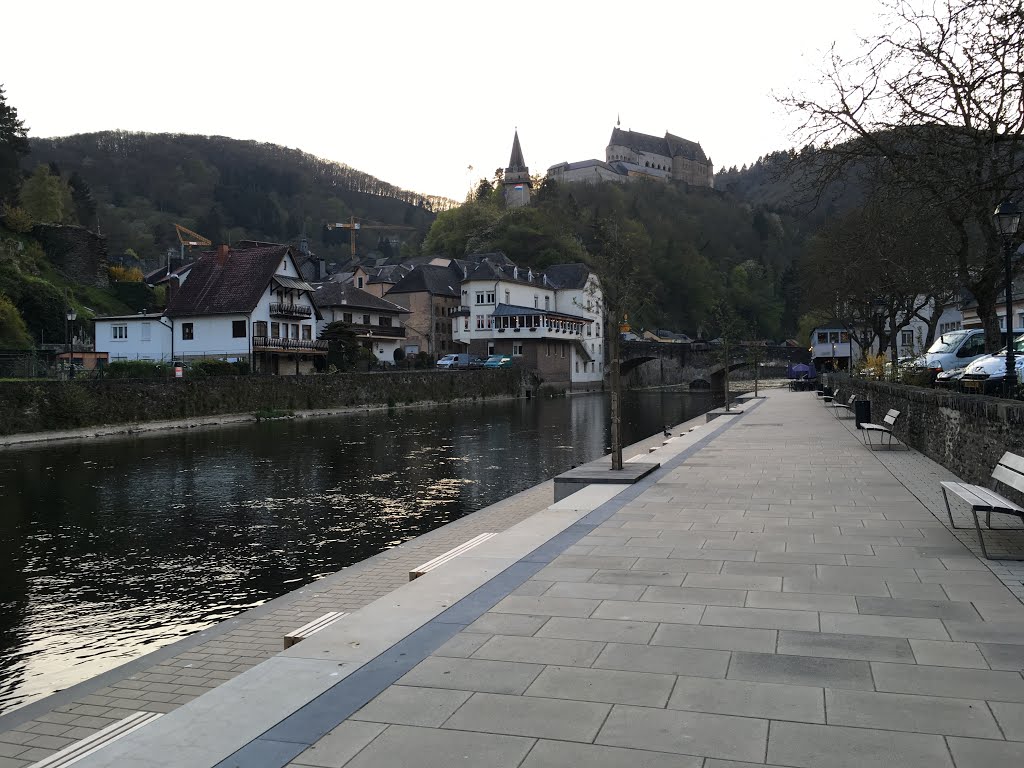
[
  {"x1": 918, "y1": 329, "x2": 988, "y2": 374},
  {"x1": 436, "y1": 353, "x2": 470, "y2": 369},
  {"x1": 960, "y1": 335, "x2": 1024, "y2": 395}
]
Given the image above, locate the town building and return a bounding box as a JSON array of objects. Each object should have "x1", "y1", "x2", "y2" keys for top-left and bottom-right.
[
  {"x1": 809, "y1": 325, "x2": 852, "y2": 371},
  {"x1": 961, "y1": 281, "x2": 1024, "y2": 341},
  {"x1": 451, "y1": 255, "x2": 604, "y2": 389},
  {"x1": 312, "y1": 282, "x2": 410, "y2": 364},
  {"x1": 547, "y1": 125, "x2": 714, "y2": 187},
  {"x1": 385, "y1": 264, "x2": 462, "y2": 357},
  {"x1": 97, "y1": 244, "x2": 325, "y2": 374}
]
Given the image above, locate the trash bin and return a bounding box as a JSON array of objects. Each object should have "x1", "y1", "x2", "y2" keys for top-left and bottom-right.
[
  {"x1": 854, "y1": 399, "x2": 871, "y2": 429},
  {"x1": 822, "y1": 385, "x2": 832, "y2": 398}
]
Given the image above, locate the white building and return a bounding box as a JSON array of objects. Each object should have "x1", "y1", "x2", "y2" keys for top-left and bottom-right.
[
  {"x1": 451, "y1": 256, "x2": 604, "y2": 389},
  {"x1": 96, "y1": 244, "x2": 325, "y2": 374},
  {"x1": 312, "y1": 281, "x2": 411, "y2": 364}
]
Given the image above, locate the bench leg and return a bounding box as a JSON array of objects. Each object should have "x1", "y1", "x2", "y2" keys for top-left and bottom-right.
[
  {"x1": 970, "y1": 508, "x2": 1024, "y2": 560},
  {"x1": 942, "y1": 487, "x2": 967, "y2": 530}
]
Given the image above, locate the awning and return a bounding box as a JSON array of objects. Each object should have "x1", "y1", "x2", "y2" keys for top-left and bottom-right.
[{"x1": 273, "y1": 275, "x2": 315, "y2": 292}]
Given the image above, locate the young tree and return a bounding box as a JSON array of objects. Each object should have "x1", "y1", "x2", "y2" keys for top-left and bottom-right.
[
  {"x1": 20, "y1": 164, "x2": 64, "y2": 223},
  {"x1": 781, "y1": 0, "x2": 1024, "y2": 352},
  {"x1": 583, "y1": 216, "x2": 650, "y2": 470},
  {"x1": 0, "y1": 85, "x2": 29, "y2": 206}
]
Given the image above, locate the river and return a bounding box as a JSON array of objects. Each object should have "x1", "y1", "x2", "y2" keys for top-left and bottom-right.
[{"x1": 0, "y1": 388, "x2": 719, "y2": 714}]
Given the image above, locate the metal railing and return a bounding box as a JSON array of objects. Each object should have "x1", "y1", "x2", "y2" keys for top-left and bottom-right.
[
  {"x1": 253, "y1": 336, "x2": 327, "y2": 352},
  {"x1": 269, "y1": 303, "x2": 313, "y2": 318}
]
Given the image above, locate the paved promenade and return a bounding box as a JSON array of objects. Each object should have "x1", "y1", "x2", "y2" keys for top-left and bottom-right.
[{"x1": 10, "y1": 390, "x2": 1024, "y2": 767}]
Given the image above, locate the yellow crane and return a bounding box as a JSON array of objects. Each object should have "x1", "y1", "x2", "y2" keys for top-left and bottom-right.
[{"x1": 326, "y1": 216, "x2": 417, "y2": 259}]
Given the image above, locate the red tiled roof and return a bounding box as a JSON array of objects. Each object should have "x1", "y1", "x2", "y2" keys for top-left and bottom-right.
[{"x1": 165, "y1": 245, "x2": 293, "y2": 317}]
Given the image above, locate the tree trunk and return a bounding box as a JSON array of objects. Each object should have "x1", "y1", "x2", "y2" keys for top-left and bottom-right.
[
  {"x1": 723, "y1": 339, "x2": 731, "y2": 411},
  {"x1": 609, "y1": 317, "x2": 623, "y2": 471},
  {"x1": 975, "y1": 291, "x2": 1003, "y2": 353}
]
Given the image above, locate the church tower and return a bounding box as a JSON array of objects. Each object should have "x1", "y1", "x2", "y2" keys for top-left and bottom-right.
[{"x1": 503, "y1": 130, "x2": 531, "y2": 209}]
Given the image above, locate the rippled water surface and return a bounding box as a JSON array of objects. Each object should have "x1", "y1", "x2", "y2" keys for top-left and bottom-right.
[{"x1": 0, "y1": 389, "x2": 718, "y2": 714}]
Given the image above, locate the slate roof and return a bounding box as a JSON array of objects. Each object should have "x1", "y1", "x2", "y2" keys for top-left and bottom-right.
[
  {"x1": 492, "y1": 303, "x2": 590, "y2": 321},
  {"x1": 165, "y1": 245, "x2": 297, "y2": 318},
  {"x1": 544, "y1": 263, "x2": 591, "y2": 290},
  {"x1": 387, "y1": 264, "x2": 461, "y2": 297},
  {"x1": 508, "y1": 130, "x2": 527, "y2": 172},
  {"x1": 608, "y1": 128, "x2": 709, "y2": 163},
  {"x1": 144, "y1": 261, "x2": 193, "y2": 286},
  {"x1": 312, "y1": 282, "x2": 410, "y2": 313}
]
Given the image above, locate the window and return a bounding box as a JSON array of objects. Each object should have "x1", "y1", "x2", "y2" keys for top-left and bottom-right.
[
  {"x1": 487, "y1": 344, "x2": 495, "y2": 355},
  {"x1": 513, "y1": 343, "x2": 523, "y2": 356},
  {"x1": 544, "y1": 296, "x2": 550, "y2": 310},
  {"x1": 1019, "y1": 313, "x2": 1024, "y2": 330},
  {"x1": 1000, "y1": 316, "x2": 1006, "y2": 330},
  {"x1": 596, "y1": 323, "x2": 600, "y2": 337},
  {"x1": 575, "y1": 361, "x2": 579, "y2": 372},
  {"x1": 343, "y1": 312, "x2": 352, "y2": 324},
  {"x1": 302, "y1": 325, "x2": 312, "y2": 340},
  {"x1": 271, "y1": 322, "x2": 280, "y2": 339},
  {"x1": 546, "y1": 343, "x2": 551, "y2": 357},
  {"x1": 504, "y1": 290, "x2": 510, "y2": 304},
  {"x1": 486, "y1": 291, "x2": 495, "y2": 304},
  {"x1": 464, "y1": 317, "x2": 469, "y2": 331},
  {"x1": 840, "y1": 332, "x2": 850, "y2": 343},
  {"x1": 232, "y1": 320, "x2": 247, "y2": 338},
  {"x1": 291, "y1": 324, "x2": 299, "y2": 339},
  {"x1": 901, "y1": 330, "x2": 914, "y2": 348},
  {"x1": 534, "y1": 295, "x2": 539, "y2": 308},
  {"x1": 817, "y1": 332, "x2": 828, "y2": 344},
  {"x1": 357, "y1": 277, "x2": 364, "y2": 289},
  {"x1": 140, "y1": 322, "x2": 151, "y2": 342},
  {"x1": 379, "y1": 316, "x2": 392, "y2": 327},
  {"x1": 112, "y1": 324, "x2": 128, "y2": 340},
  {"x1": 829, "y1": 332, "x2": 840, "y2": 344},
  {"x1": 362, "y1": 314, "x2": 371, "y2": 325},
  {"x1": 476, "y1": 292, "x2": 485, "y2": 304},
  {"x1": 182, "y1": 323, "x2": 194, "y2": 340},
  {"x1": 561, "y1": 344, "x2": 566, "y2": 358},
  {"x1": 587, "y1": 322, "x2": 592, "y2": 337},
  {"x1": 255, "y1": 321, "x2": 267, "y2": 336},
  {"x1": 476, "y1": 315, "x2": 485, "y2": 329}
]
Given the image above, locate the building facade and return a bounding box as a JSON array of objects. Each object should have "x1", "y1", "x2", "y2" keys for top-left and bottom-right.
[
  {"x1": 386, "y1": 264, "x2": 462, "y2": 357},
  {"x1": 313, "y1": 282, "x2": 410, "y2": 363}
]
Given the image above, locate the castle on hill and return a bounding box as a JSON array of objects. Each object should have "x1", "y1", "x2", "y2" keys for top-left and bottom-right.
[{"x1": 547, "y1": 125, "x2": 714, "y2": 188}]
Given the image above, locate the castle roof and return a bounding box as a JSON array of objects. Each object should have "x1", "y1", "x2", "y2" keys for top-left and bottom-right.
[
  {"x1": 609, "y1": 127, "x2": 709, "y2": 163},
  {"x1": 507, "y1": 130, "x2": 527, "y2": 172}
]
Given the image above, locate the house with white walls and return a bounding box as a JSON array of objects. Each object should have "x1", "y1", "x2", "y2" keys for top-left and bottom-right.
[
  {"x1": 312, "y1": 282, "x2": 411, "y2": 364},
  {"x1": 95, "y1": 244, "x2": 325, "y2": 374},
  {"x1": 450, "y1": 255, "x2": 604, "y2": 388}
]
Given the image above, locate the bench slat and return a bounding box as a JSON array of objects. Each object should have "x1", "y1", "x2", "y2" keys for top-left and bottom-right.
[
  {"x1": 29, "y1": 711, "x2": 162, "y2": 768},
  {"x1": 991, "y1": 464, "x2": 1024, "y2": 498},
  {"x1": 998, "y1": 451, "x2": 1024, "y2": 476},
  {"x1": 410, "y1": 532, "x2": 497, "y2": 580}
]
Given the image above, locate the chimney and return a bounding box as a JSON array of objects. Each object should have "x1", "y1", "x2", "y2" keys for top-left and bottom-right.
[{"x1": 216, "y1": 244, "x2": 230, "y2": 264}]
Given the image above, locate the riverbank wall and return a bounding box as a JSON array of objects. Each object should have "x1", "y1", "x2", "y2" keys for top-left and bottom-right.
[
  {"x1": 0, "y1": 370, "x2": 531, "y2": 437},
  {"x1": 839, "y1": 376, "x2": 1024, "y2": 493}
]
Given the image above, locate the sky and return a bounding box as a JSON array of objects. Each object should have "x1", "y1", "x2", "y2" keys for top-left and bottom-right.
[{"x1": 1, "y1": 0, "x2": 886, "y2": 202}]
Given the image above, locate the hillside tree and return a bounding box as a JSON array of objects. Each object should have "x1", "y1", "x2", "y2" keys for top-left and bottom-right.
[{"x1": 0, "y1": 85, "x2": 29, "y2": 206}]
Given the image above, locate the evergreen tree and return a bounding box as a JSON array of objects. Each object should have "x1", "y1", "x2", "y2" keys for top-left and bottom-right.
[{"x1": 0, "y1": 85, "x2": 29, "y2": 205}]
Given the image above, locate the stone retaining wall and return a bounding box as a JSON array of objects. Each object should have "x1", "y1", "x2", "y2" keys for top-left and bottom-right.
[
  {"x1": 838, "y1": 376, "x2": 1024, "y2": 500},
  {"x1": 0, "y1": 370, "x2": 529, "y2": 436}
]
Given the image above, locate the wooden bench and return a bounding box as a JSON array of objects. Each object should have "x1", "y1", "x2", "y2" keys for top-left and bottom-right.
[
  {"x1": 284, "y1": 611, "x2": 349, "y2": 649},
  {"x1": 941, "y1": 451, "x2": 1024, "y2": 560},
  {"x1": 409, "y1": 532, "x2": 497, "y2": 580},
  {"x1": 861, "y1": 408, "x2": 901, "y2": 450},
  {"x1": 830, "y1": 394, "x2": 858, "y2": 419},
  {"x1": 28, "y1": 711, "x2": 162, "y2": 768}
]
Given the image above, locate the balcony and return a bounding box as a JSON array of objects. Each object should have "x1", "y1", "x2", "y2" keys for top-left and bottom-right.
[
  {"x1": 450, "y1": 306, "x2": 471, "y2": 318},
  {"x1": 270, "y1": 302, "x2": 313, "y2": 319},
  {"x1": 346, "y1": 324, "x2": 406, "y2": 339},
  {"x1": 253, "y1": 336, "x2": 327, "y2": 354}
]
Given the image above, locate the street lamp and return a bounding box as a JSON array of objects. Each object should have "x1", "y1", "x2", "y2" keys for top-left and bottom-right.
[
  {"x1": 65, "y1": 305, "x2": 77, "y2": 372},
  {"x1": 994, "y1": 200, "x2": 1021, "y2": 398}
]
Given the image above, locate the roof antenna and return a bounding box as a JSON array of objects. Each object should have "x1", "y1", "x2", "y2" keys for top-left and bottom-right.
[{"x1": 617, "y1": 113, "x2": 620, "y2": 127}]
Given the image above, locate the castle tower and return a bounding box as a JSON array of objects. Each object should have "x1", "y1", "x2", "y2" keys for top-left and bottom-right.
[{"x1": 503, "y1": 129, "x2": 532, "y2": 209}]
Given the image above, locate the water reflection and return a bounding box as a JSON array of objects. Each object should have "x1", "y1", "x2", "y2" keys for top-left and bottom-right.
[{"x1": 0, "y1": 389, "x2": 717, "y2": 713}]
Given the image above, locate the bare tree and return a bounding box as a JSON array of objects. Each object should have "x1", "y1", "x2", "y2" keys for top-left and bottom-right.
[
  {"x1": 781, "y1": 0, "x2": 1024, "y2": 351},
  {"x1": 584, "y1": 217, "x2": 650, "y2": 471}
]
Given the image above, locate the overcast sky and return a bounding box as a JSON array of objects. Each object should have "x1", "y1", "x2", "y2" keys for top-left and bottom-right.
[{"x1": 2, "y1": 0, "x2": 884, "y2": 202}]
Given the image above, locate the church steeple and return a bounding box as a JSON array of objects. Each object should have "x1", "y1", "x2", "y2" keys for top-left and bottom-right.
[
  {"x1": 508, "y1": 129, "x2": 527, "y2": 172},
  {"x1": 503, "y1": 128, "x2": 531, "y2": 209}
]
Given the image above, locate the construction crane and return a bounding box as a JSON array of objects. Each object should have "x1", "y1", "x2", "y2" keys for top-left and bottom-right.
[
  {"x1": 326, "y1": 216, "x2": 417, "y2": 259},
  {"x1": 166, "y1": 224, "x2": 213, "y2": 275}
]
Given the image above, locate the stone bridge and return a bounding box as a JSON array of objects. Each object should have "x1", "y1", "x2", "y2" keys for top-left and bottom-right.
[{"x1": 620, "y1": 341, "x2": 808, "y2": 390}]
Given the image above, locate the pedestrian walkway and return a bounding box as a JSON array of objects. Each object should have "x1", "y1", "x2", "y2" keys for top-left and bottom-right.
[{"x1": 28, "y1": 391, "x2": 1024, "y2": 767}]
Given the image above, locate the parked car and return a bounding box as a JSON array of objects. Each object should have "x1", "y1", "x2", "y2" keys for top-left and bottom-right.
[
  {"x1": 467, "y1": 356, "x2": 486, "y2": 369},
  {"x1": 483, "y1": 354, "x2": 513, "y2": 369},
  {"x1": 436, "y1": 354, "x2": 465, "y2": 369},
  {"x1": 915, "y1": 328, "x2": 988, "y2": 375},
  {"x1": 960, "y1": 334, "x2": 1024, "y2": 395},
  {"x1": 934, "y1": 366, "x2": 968, "y2": 390}
]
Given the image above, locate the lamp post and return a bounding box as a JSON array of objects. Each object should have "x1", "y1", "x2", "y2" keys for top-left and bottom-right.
[
  {"x1": 65, "y1": 305, "x2": 77, "y2": 376},
  {"x1": 994, "y1": 200, "x2": 1021, "y2": 398}
]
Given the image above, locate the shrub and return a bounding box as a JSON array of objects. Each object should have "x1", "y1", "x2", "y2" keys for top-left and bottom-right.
[
  {"x1": 393, "y1": 347, "x2": 406, "y2": 363},
  {"x1": 190, "y1": 359, "x2": 249, "y2": 377},
  {"x1": 1, "y1": 205, "x2": 33, "y2": 234},
  {"x1": 414, "y1": 351, "x2": 432, "y2": 369},
  {"x1": 109, "y1": 265, "x2": 144, "y2": 282},
  {"x1": 105, "y1": 360, "x2": 169, "y2": 379}
]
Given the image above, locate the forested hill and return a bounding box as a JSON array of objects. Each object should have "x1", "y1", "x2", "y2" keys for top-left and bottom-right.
[{"x1": 25, "y1": 132, "x2": 456, "y2": 265}]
